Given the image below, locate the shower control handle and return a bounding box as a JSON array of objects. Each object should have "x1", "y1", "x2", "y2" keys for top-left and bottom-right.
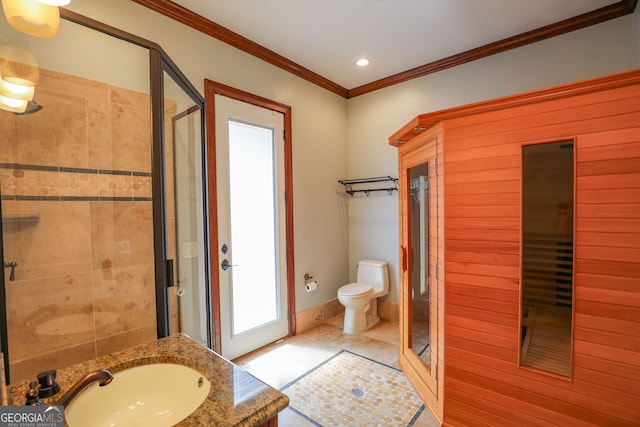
[
  {"x1": 221, "y1": 259, "x2": 237, "y2": 271},
  {"x1": 3, "y1": 261, "x2": 17, "y2": 281}
]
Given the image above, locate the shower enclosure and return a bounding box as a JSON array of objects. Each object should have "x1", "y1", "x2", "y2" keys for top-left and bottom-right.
[{"x1": 0, "y1": 11, "x2": 209, "y2": 383}]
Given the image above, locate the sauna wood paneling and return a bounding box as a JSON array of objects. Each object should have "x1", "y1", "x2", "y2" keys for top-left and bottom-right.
[{"x1": 394, "y1": 70, "x2": 640, "y2": 426}]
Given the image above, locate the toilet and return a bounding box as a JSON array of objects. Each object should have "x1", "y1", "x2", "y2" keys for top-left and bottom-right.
[{"x1": 338, "y1": 260, "x2": 389, "y2": 334}]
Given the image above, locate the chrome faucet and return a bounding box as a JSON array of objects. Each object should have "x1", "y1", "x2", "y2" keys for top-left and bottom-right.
[{"x1": 55, "y1": 369, "x2": 114, "y2": 408}]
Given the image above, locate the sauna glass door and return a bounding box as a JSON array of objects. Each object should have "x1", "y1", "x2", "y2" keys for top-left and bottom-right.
[
  {"x1": 399, "y1": 134, "x2": 441, "y2": 419},
  {"x1": 403, "y1": 152, "x2": 439, "y2": 390},
  {"x1": 409, "y1": 163, "x2": 432, "y2": 369}
]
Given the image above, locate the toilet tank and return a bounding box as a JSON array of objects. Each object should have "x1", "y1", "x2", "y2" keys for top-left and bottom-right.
[{"x1": 356, "y1": 260, "x2": 389, "y2": 293}]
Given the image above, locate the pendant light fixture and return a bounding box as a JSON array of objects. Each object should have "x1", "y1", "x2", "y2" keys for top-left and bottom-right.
[{"x1": 1, "y1": 0, "x2": 69, "y2": 38}]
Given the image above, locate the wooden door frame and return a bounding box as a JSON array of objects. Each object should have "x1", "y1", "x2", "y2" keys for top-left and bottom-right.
[{"x1": 205, "y1": 80, "x2": 296, "y2": 353}]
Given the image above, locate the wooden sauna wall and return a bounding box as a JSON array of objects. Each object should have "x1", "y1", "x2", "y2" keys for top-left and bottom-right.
[{"x1": 441, "y1": 77, "x2": 640, "y2": 426}]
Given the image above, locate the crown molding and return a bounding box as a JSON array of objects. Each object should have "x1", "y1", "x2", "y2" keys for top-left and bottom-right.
[{"x1": 134, "y1": 0, "x2": 637, "y2": 99}]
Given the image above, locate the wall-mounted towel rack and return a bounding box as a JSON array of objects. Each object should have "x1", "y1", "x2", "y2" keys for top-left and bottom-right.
[{"x1": 338, "y1": 176, "x2": 398, "y2": 196}]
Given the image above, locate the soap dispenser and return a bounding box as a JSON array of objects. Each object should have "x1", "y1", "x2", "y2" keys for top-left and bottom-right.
[
  {"x1": 36, "y1": 370, "x2": 60, "y2": 398},
  {"x1": 25, "y1": 381, "x2": 42, "y2": 406}
]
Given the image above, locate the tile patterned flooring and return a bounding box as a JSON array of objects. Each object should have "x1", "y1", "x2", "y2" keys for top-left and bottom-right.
[{"x1": 234, "y1": 315, "x2": 439, "y2": 426}]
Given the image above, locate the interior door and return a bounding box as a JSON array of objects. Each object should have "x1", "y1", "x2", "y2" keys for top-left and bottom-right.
[{"x1": 215, "y1": 94, "x2": 288, "y2": 360}]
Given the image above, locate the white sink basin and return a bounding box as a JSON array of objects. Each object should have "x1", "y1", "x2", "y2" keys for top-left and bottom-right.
[{"x1": 65, "y1": 363, "x2": 211, "y2": 427}]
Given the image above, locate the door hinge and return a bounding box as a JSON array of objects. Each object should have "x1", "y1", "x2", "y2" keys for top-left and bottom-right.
[
  {"x1": 283, "y1": 128, "x2": 286, "y2": 140},
  {"x1": 433, "y1": 156, "x2": 438, "y2": 176},
  {"x1": 435, "y1": 261, "x2": 439, "y2": 280}
]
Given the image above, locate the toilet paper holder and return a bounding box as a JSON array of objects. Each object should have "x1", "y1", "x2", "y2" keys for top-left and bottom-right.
[{"x1": 304, "y1": 274, "x2": 317, "y2": 292}]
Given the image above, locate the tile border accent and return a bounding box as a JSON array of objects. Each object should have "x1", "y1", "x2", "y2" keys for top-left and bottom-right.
[
  {"x1": 0, "y1": 163, "x2": 152, "y2": 177},
  {"x1": 1, "y1": 196, "x2": 152, "y2": 202},
  {"x1": 0, "y1": 162, "x2": 153, "y2": 201}
]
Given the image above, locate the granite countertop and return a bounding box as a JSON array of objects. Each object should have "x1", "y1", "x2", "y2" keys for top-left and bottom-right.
[{"x1": 7, "y1": 335, "x2": 289, "y2": 426}]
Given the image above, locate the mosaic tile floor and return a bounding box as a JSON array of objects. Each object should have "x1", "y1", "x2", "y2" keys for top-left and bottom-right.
[
  {"x1": 234, "y1": 314, "x2": 439, "y2": 427},
  {"x1": 281, "y1": 350, "x2": 424, "y2": 426}
]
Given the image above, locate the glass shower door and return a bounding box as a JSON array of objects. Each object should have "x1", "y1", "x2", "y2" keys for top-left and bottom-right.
[
  {"x1": 163, "y1": 70, "x2": 210, "y2": 348},
  {"x1": 0, "y1": 15, "x2": 156, "y2": 383}
]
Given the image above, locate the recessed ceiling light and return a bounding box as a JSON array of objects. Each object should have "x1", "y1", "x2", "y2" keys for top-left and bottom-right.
[{"x1": 356, "y1": 58, "x2": 370, "y2": 67}]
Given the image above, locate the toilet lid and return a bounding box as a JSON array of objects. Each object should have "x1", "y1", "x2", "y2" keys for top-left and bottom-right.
[{"x1": 339, "y1": 283, "x2": 372, "y2": 297}]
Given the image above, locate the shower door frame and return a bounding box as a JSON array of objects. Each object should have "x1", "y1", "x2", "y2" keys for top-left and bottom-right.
[{"x1": 0, "y1": 9, "x2": 209, "y2": 383}]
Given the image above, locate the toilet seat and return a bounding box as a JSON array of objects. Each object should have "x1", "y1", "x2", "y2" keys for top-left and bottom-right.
[{"x1": 338, "y1": 283, "x2": 372, "y2": 298}]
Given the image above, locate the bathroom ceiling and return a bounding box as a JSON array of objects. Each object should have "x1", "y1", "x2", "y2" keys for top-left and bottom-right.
[{"x1": 167, "y1": 0, "x2": 623, "y2": 92}]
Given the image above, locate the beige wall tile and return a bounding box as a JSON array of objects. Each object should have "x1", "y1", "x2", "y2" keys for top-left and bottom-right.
[
  {"x1": 87, "y1": 99, "x2": 113, "y2": 171},
  {"x1": 14, "y1": 89, "x2": 88, "y2": 169},
  {"x1": 90, "y1": 201, "x2": 154, "y2": 269},
  {"x1": 95, "y1": 325, "x2": 156, "y2": 358},
  {"x1": 0, "y1": 111, "x2": 16, "y2": 163},
  {"x1": 2, "y1": 201, "x2": 92, "y2": 281},
  {"x1": 6, "y1": 272, "x2": 94, "y2": 362},
  {"x1": 110, "y1": 86, "x2": 150, "y2": 109},
  {"x1": 91, "y1": 263, "x2": 156, "y2": 339},
  {"x1": 38, "y1": 68, "x2": 109, "y2": 102},
  {"x1": 111, "y1": 103, "x2": 151, "y2": 173}
]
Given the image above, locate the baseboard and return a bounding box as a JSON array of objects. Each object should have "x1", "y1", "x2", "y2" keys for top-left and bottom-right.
[
  {"x1": 378, "y1": 299, "x2": 399, "y2": 323},
  {"x1": 296, "y1": 299, "x2": 399, "y2": 334},
  {"x1": 296, "y1": 298, "x2": 344, "y2": 333}
]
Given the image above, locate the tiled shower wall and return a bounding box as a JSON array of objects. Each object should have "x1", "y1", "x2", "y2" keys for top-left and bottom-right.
[{"x1": 0, "y1": 68, "x2": 157, "y2": 382}]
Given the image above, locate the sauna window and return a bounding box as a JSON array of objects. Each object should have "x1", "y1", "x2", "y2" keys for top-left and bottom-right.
[{"x1": 520, "y1": 141, "x2": 574, "y2": 377}]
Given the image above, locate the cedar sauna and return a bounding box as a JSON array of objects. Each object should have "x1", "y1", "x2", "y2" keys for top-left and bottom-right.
[{"x1": 391, "y1": 69, "x2": 640, "y2": 426}]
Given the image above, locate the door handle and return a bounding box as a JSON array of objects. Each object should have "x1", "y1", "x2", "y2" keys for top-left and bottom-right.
[
  {"x1": 221, "y1": 259, "x2": 237, "y2": 271},
  {"x1": 165, "y1": 259, "x2": 174, "y2": 287}
]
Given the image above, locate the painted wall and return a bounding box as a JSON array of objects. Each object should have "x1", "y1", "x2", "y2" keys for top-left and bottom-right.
[
  {"x1": 347, "y1": 13, "x2": 638, "y2": 305},
  {"x1": 635, "y1": 4, "x2": 640, "y2": 67},
  {"x1": 64, "y1": 1, "x2": 637, "y2": 315},
  {"x1": 67, "y1": 0, "x2": 350, "y2": 314}
]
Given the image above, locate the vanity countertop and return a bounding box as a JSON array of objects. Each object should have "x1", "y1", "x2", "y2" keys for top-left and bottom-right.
[{"x1": 7, "y1": 335, "x2": 288, "y2": 426}]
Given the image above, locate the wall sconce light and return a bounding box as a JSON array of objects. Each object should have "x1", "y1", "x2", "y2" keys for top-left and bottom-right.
[
  {"x1": 0, "y1": 44, "x2": 40, "y2": 86},
  {"x1": 0, "y1": 93, "x2": 28, "y2": 113},
  {"x1": 36, "y1": 0, "x2": 70, "y2": 5},
  {"x1": 1, "y1": 0, "x2": 70, "y2": 38},
  {"x1": 0, "y1": 43, "x2": 39, "y2": 113},
  {"x1": 0, "y1": 78, "x2": 35, "y2": 100}
]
